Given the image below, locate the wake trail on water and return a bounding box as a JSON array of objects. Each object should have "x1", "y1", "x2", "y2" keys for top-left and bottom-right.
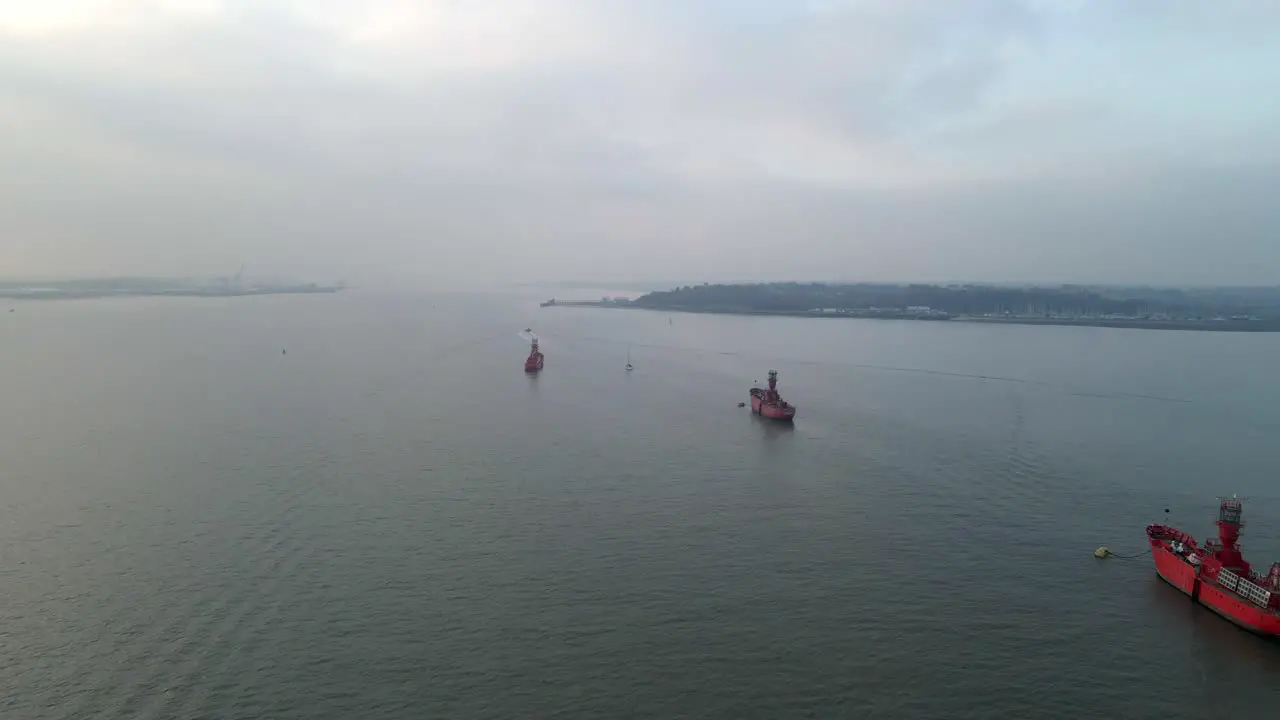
[{"x1": 546, "y1": 330, "x2": 1194, "y2": 405}]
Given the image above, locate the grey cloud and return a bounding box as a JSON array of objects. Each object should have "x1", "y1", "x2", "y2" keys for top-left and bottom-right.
[
  {"x1": 1, "y1": 0, "x2": 1278, "y2": 287},
  {"x1": 2, "y1": 0, "x2": 1042, "y2": 181}
]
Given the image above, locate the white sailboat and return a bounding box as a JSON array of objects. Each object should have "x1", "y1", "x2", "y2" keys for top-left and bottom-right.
[{"x1": 625, "y1": 347, "x2": 633, "y2": 372}]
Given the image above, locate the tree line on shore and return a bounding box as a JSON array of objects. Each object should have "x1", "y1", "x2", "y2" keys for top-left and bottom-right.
[{"x1": 629, "y1": 282, "x2": 1280, "y2": 319}]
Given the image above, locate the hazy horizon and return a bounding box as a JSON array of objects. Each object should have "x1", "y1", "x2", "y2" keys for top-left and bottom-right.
[
  {"x1": 5, "y1": 274, "x2": 1280, "y2": 297},
  {"x1": 4, "y1": 1, "x2": 1279, "y2": 289}
]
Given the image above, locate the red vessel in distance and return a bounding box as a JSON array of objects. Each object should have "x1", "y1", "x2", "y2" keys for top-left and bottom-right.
[
  {"x1": 749, "y1": 370, "x2": 796, "y2": 421},
  {"x1": 524, "y1": 336, "x2": 544, "y2": 373},
  {"x1": 1146, "y1": 497, "x2": 1280, "y2": 637}
]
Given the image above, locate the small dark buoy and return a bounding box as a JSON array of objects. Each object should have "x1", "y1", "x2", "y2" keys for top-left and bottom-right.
[
  {"x1": 282, "y1": 349, "x2": 287, "y2": 355},
  {"x1": 737, "y1": 401, "x2": 746, "y2": 408}
]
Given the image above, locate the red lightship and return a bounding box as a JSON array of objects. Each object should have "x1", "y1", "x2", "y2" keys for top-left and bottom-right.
[
  {"x1": 524, "y1": 336, "x2": 544, "y2": 373},
  {"x1": 749, "y1": 370, "x2": 796, "y2": 422},
  {"x1": 1146, "y1": 496, "x2": 1280, "y2": 637}
]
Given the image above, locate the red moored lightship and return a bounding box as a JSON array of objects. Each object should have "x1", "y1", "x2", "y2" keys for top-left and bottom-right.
[
  {"x1": 1146, "y1": 496, "x2": 1280, "y2": 637},
  {"x1": 524, "y1": 336, "x2": 544, "y2": 373},
  {"x1": 749, "y1": 370, "x2": 796, "y2": 422}
]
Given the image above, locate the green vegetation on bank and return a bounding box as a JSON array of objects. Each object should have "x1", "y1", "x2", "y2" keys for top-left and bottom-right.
[{"x1": 626, "y1": 282, "x2": 1280, "y2": 327}]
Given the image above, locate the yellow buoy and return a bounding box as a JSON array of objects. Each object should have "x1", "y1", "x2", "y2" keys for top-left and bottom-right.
[{"x1": 1095, "y1": 547, "x2": 1112, "y2": 558}]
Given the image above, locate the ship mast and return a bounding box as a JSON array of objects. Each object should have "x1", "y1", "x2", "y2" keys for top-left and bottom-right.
[{"x1": 1215, "y1": 496, "x2": 1247, "y2": 570}]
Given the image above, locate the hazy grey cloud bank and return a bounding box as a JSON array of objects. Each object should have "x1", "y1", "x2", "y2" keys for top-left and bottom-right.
[{"x1": 2, "y1": 0, "x2": 1279, "y2": 287}]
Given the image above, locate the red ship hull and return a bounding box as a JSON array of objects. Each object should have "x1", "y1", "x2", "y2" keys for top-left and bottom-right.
[
  {"x1": 524, "y1": 336, "x2": 544, "y2": 373},
  {"x1": 749, "y1": 388, "x2": 796, "y2": 421},
  {"x1": 1147, "y1": 523, "x2": 1280, "y2": 638}
]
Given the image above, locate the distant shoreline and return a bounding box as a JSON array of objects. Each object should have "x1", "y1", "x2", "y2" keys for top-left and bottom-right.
[
  {"x1": 953, "y1": 315, "x2": 1279, "y2": 332},
  {"x1": 541, "y1": 301, "x2": 1280, "y2": 332},
  {"x1": 0, "y1": 287, "x2": 343, "y2": 301}
]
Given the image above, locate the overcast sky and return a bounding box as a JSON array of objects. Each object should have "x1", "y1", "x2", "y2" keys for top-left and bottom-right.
[{"x1": 2, "y1": 0, "x2": 1279, "y2": 288}]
